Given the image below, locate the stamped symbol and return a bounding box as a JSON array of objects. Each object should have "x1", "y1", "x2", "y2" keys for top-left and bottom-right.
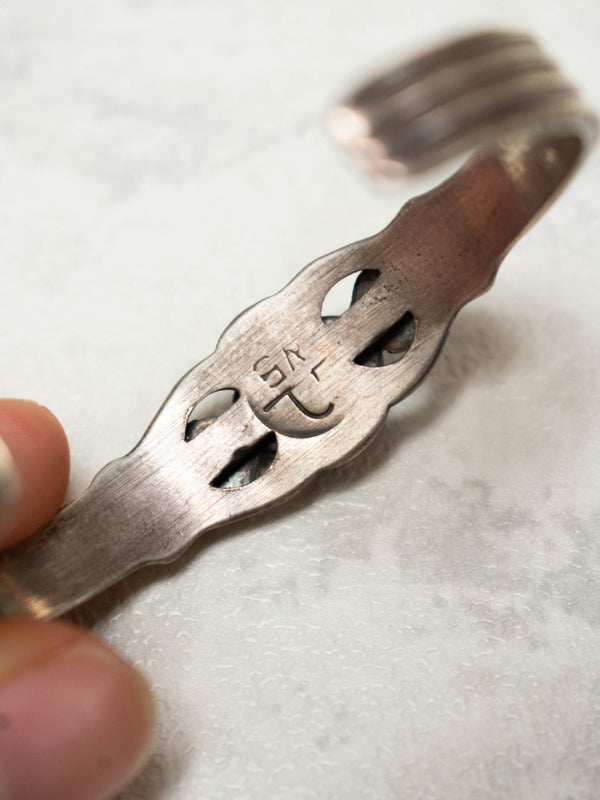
[{"x1": 250, "y1": 346, "x2": 338, "y2": 437}]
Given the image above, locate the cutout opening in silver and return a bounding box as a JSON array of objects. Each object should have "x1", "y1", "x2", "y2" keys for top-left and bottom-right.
[
  {"x1": 354, "y1": 312, "x2": 416, "y2": 367},
  {"x1": 185, "y1": 389, "x2": 239, "y2": 442}
]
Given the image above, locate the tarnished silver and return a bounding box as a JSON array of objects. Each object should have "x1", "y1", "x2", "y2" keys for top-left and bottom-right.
[{"x1": 0, "y1": 30, "x2": 596, "y2": 620}]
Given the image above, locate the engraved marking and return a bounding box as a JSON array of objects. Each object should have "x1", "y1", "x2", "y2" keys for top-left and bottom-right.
[
  {"x1": 263, "y1": 387, "x2": 334, "y2": 419},
  {"x1": 253, "y1": 356, "x2": 269, "y2": 371},
  {"x1": 259, "y1": 365, "x2": 286, "y2": 388},
  {"x1": 311, "y1": 358, "x2": 326, "y2": 382},
  {"x1": 284, "y1": 348, "x2": 306, "y2": 370}
]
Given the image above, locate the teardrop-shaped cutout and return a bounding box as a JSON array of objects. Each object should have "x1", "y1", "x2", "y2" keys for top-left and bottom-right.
[
  {"x1": 320, "y1": 269, "x2": 380, "y2": 320},
  {"x1": 185, "y1": 388, "x2": 239, "y2": 441},
  {"x1": 354, "y1": 312, "x2": 415, "y2": 367},
  {"x1": 211, "y1": 432, "x2": 277, "y2": 489}
]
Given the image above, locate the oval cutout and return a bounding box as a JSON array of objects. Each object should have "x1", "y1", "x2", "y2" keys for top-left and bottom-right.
[
  {"x1": 320, "y1": 269, "x2": 380, "y2": 320},
  {"x1": 211, "y1": 432, "x2": 277, "y2": 489},
  {"x1": 354, "y1": 312, "x2": 416, "y2": 367},
  {"x1": 185, "y1": 388, "x2": 239, "y2": 442}
]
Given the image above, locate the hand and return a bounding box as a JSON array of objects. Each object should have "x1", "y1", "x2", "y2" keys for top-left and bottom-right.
[{"x1": 0, "y1": 399, "x2": 154, "y2": 800}]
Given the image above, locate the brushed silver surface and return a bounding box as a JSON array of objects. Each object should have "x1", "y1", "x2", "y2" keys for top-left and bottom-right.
[{"x1": 0, "y1": 30, "x2": 596, "y2": 620}]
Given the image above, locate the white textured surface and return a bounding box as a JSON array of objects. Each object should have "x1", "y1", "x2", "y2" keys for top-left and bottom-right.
[{"x1": 2, "y1": 2, "x2": 600, "y2": 798}]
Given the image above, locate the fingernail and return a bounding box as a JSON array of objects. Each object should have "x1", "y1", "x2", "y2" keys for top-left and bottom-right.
[
  {"x1": 0, "y1": 436, "x2": 20, "y2": 534},
  {"x1": 0, "y1": 620, "x2": 154, "y2": 800},
  {"x1": 0, "y1": 398, "x2": 70, "y2": 549}
]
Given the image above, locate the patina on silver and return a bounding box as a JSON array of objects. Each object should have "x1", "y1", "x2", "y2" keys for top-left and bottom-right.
[{"x1": 0, "y1": 30, "x2": 596, "y2": 620}]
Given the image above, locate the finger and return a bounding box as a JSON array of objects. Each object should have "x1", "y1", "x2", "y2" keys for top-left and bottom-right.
[
  {"x1": 0, "y1": 399, "x2": 70, "y2": 549},
  {"x1": 0, "y1": 618, "x2": 154, "y2": 800}
]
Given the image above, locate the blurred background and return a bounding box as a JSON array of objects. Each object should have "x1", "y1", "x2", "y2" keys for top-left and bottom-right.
[{"x1": 2, "y1": 2, "x2": 600, "y2": 798}]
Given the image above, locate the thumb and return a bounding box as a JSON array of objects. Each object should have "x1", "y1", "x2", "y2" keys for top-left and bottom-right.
[{"x1": 0, "y1": 618, "x2": 154, "y2": 800}]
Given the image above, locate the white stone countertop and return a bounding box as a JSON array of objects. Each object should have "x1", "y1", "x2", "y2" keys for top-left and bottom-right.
[{"x1": 2, "y1": 2, "x2": 600, "y2": 798}]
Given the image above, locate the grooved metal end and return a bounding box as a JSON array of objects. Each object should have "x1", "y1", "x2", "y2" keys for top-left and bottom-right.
[{"x1": 329, "y1": 30, "x2": 597, "y2": 178}]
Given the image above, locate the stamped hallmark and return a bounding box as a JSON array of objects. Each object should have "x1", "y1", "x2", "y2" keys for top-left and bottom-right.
[{"x1": 250, "y1": 345, "x2": 337, "y2": 436}]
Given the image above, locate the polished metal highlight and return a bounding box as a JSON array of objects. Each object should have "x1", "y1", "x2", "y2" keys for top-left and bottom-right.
[
  {"x1": 0, "y1": 30, "x2": 596, "y2": 619},
  {"x1": 0, "y1": 436, "x2": 19, "y2": 531}
]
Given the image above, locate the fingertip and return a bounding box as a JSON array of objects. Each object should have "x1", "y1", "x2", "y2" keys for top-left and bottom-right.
[
  {"x1": 0, "y1": 618, "x2": 154, "y2": 800},
  {"x1": 0, "y1": 399, "x2": 70, "y2": 548}
]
